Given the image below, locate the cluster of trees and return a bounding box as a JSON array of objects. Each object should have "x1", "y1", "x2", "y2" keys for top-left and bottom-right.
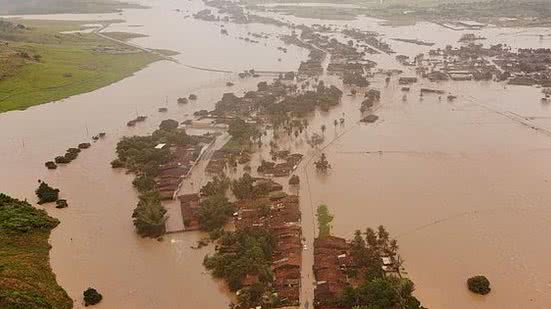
[
  {"x1": 228, "y1": 118, "x2": 260, "y2": 147},
  {"x1": 467, "y1": 275, "x2": 491, "y2": 295},
  {"x1": 198, "y1": 176, "x2": 233, "y2": 233},
  {"x1": 198, "y1": 194, "x2": 234, "y2": 232},
  {"x1": 316, "y1": 204, "x2": 334, "y2": 238},
  {"x1": 114, "y1": 119, "x2": 198, "y2": 196},
  {"x1": 340, "y1": 277, "x2": 422, "y2": 309},
  {"x1": 131, "y1": 192, "x2": 168, "y2": 238},
  {"x1": 343, "y1": 72, "x2": 370, "y2": 87},
  {"x1": 339, "y1": 226, "x2": 422, "y2": 308},
  {"x1": 35, "y1": 181, "x2": 60, "y2": 204},
  {"x1": 203, "y1": 228, "x2": 275, "y2": 292},
  {"x1": 231, "y1": 173, "x2": 275, "y2": 200},
  {"x1": 315, "y1": 153, "x2": 331, "y2": 171},
  {"x1": 361, "y1": 89, "x2": 381, "y2": 113},
  {"x1": 280, "y1": 82, "x2": 343, "y2": 114},
  {"x1": 83, "y1": 288, "x2": 102, "y2": 306}
]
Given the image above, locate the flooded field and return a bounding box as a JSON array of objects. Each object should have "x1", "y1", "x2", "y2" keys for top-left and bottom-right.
[{"x1": 2, "y1": 0, "x2": 551, "y2": 308}]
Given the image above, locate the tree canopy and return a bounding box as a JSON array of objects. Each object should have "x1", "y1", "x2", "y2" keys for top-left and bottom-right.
[
  {"x1": 316, "y1": 204, "x2": 333, "y2": 238},
  {"x1": 132, "y1": 192, "x2": 168, "y2": 238}
]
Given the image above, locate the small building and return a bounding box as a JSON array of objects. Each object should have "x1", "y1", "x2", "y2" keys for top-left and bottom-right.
[{"x1": 154, "y1": 143, "x2": 167, "y2": 149}]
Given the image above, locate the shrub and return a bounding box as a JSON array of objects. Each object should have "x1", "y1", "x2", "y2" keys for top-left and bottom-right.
[
  {"x1": 467, "y1": 275, "x2": 491, "y2": 295},
  {"x1": 110, "y1": 159, "x2": 124, "y2": 168},
  {"x1": 45, "y1": 161, "x2": 57, "y2": 169},
  {"x1": 83, "y1": 288, "x2": 102, "y2": 306},
  {"x1": 35, "y1": 182, "x2": 59, "y2": 204}
]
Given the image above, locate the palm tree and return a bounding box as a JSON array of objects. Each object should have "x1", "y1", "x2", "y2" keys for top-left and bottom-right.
[{"x1": 390, "y1": 239, "x2": 399, "y2": 255}]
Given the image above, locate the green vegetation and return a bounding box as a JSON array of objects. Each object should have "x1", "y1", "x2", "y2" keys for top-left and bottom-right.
[
  {"x1": 114, "y1": 120, "x2": 193, "y2": 193},
  {"x1": 0, "y1": 0, "x2": 143, "y2": 15},
  {"x1": 339, "y1": 226, "x2": 422, "y2": 308},
  {"x1": 227, "y1": 118, "x2": 260, "y2": 150},
  {"x1": 314, "y1": 153, "x2": 331, "y2": 172},
  {"x1": 231, "y1": 173, "x2": 255, "y2": 200},
  {"x1": 35, "y1": 181, "x2": 60, "y2": 204},
  {"x1": 203, "y1": 228, "x2": 275, "y2": 291},
  {"x1": 0, "y1": 19, "x2": 161, "y2": 113},
  {"x1": 83, "y1": 287, "x2": 102, "y2": 306},
  {"x1": 198, "y1": 194, "x2": 234, "y2": 232},
  {"x1": 0, "y1": 193, "x2": 72, "y2": 308},
  {"x1": 198, "y1": 176, "x2": 233, "y2": 232},
  {"x1": 340, "y1": 277, "x2": 422, "y2": 309},
  {"x1": 132, "y1": 192, "x2": 168, "y2": 238},
  {"x1": 467, "y1": 275, "x2": 491, "y2": 295},
  {"x1": 200, "y1": 176, "x2": 230, "y2": 197},
  {"x1": 316, "y1": 204, "x2": 333, "y2": 238}
]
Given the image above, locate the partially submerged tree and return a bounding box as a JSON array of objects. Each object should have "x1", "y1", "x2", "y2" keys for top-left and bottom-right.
[
  {"x1": 231, "y1": 173, "x2": 255, "y2": 200},
  {"x1": 159, "y1": 119, "x2": 179, "y2": 131},
  {"x1": 315, "y1": 153, "x2": 331, "y2": 171},
  {"x1": 200, "y1": 176, "x2": 230, "y2": 197},
  {"x1": 83, "y1": 288, "x2": 102, "y2": 306},
  {"x1": 316, "y1": 204, "x2": 333, "y2": 238},
  {"x1": 198, "y1": 194, "x2": 234, "y2": 232},
  {"x1": 35, "y1": 181, "x2": 59, "y2": 204},
  {"x1": 467, "y1": 275, "x2": 491, "y2": 295},
  {"x1": 82, "y1": 288, "x2": 103, "y2": 306},
  {"x1": 132, "y1": 193, "x2": 168, "y2": 238},
  {"x1": 289, "y1": 175, "x2": 300, "y2": 185}
]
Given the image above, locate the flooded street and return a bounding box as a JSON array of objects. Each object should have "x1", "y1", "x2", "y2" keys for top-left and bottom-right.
[{"x1": 2, "y1": 0, "x2": 551, "y2": 308}]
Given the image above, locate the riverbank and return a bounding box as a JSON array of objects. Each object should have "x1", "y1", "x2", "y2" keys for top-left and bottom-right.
[
  {"x1": 0, "y1": 0, "x2": 145, "y2": 15},
  {"x1": 0, "y1": 194, "x2": 72, "y2": 308},
  {"x1": 0, "y1": 18, "x2": 162, "y2": 113}
]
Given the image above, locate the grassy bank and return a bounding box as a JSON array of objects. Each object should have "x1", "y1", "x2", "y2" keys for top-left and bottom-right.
[
  {"x1": 0, "y1": 0, "x2": 144, "y2": 15},
  {"x1": 0, "y1": 19, "x2": 162, "y2": 113},
  {"x1": 0, "y1": 193, "x2": 72, "y2": 308}
]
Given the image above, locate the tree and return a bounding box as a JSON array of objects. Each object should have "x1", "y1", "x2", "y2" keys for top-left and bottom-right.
[
  {"x1": 365, "y1": 227, "x2": 378, "y2": 249},
  {"x1": 201, "y1": 176, "x2": 230, "y2": 197},
  {"x1": 377, "y1": 225, "x2": 390, "y2": 248},
  {"x1": 132, "y1": 193, "x2": 168, "y2": 238},
  {"x1": 132, "y1": 174, "x2": 155, "y2": 193},
  {"x1": 228, "y1": 118, "x2": 259, "y2": 144},
  {"x1": 198, "y1": 195, "x2": 234, "y2": 231},
  {"x1": 316, "y1": 204, "x2": 333, "y2": 238},
  {"x1": 159, "y1": 119, "x2": 179, "y2": 131},
  {"x1": 339, "y1": 277, "x2": 422, "y2": 309},
  {"x1": 35, "y1": 181, "x2": 59, "y2": 204},
  {"x1": 83, "y1": 288, "x2": 102, "y2": 306},
  {"x1": 467, "y1": 275, "x2": 491, "y2": 295},
  {"x1": 315, "y1": 153, "x2": 331, "y2": 171},
  {"x1": 231, "y1": 173, "x2": 255, "y2": 200}
]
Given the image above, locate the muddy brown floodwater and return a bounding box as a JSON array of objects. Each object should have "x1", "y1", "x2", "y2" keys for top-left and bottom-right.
[{"x1": 1, "y1": 0, "x2": 551, "y2": 308}]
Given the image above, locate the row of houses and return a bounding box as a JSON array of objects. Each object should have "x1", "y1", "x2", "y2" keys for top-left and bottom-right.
[
  {"x1": 235, "y1": 193, "x2": 303, "y2": 307},
  {"x1": 313, "y1": 236, "x2": 351, "y2": 309},
  {"x1": 156, "y1": 137, "x2": 214, "y2": 200}
]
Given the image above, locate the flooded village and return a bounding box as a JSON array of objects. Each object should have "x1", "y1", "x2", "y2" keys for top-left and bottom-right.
[{"x1": 1, "y1": 0, "x2": 551, "y2": 308}]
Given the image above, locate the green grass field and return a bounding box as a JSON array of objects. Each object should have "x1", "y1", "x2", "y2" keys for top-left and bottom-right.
[
  {"x1": 0, "y1": 0, "x2": 144, "y2": 15},
  {"x1": 0, "y1": 194, "x2": 72, "y2": 308},
  {"x1": 0, "y1": 19, "x2": 162, "y2": 113}
]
